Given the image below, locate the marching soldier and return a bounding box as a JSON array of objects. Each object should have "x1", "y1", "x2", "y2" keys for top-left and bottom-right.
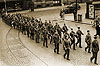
[
  {"x1": 63, "y1": 31, "x2": 70, "y2": 40},
  {"x1": 85, "y1": 30, "x2": 92, "y2": 53},
  {"x1": 35, "y1": 27, "x2": 40, "y2": 43},
  {"x1": 42, "y1": 28, "x2": 48, "y2": 48},
  {"x1": 54, "y1": 23, "x2": 59, "y2": 31},
  {"x1": 70, "y1": 28, "x2": 76, "y2": 50},
  {"x1": 90, "y1": 36, "x2": 99, "y2": 65},
  {"x1": 62, "y1": 23, "x2": 68, "y2": 34},
  {"x1": 62, "y1": 30, "x2": 70, "y2": 50},
  {"x1": 26, "y1": 24, "x2": 30, "y2": 38},
  {"x1": 50, "y1": 26, "x2": 55, "y2": 44},
  {"x1": 63, "y1": 38, "x2": 71, "y2": 60},
  {"x1": 47, "y1": 20, "x2": 53, "y2": 39},
  {"x1": 76, "y1": 27, "x2": 84, "y2": 48},
  {"x1": 44, "y1": 20, "x2": 48, "y2": 28},
  {"x1": 57, "y1": 25, "x2": 62, "y2": 43},
  {"x1": 30, "y1": 25, "x2": 35, "y2": 40},
  {"x1": 53, "y1": 31, "x2": 60, "y2": 54}
]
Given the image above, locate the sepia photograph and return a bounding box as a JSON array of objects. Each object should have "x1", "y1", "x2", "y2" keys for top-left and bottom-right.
[{"x1": 0, "y1": 0, "x2": 100, "y2": 66}]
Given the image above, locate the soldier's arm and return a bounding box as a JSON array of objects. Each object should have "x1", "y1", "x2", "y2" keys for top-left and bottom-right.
[
  {"x1": 97, "y1": 41, "x2": 99, "y2": 51},
  {"x1": 68, "y1": 40, "x2": 71, "y2": 48},
  {"x1": 81, "y1": 31, "x2": 84, "y2": 35}
]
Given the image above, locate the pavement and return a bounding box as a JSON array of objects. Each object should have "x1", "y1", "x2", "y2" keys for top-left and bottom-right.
[{"x1": 0, "y1": 3, "x2": 100, "y2": 66}]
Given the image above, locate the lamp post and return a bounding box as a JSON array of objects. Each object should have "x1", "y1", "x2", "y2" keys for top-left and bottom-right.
[
  {"x1": 4, "y1": 0, "x2": 7, "y2": 15},
  {"x1": 74, "y1": 0, "x2": 78, "y2": 21},
  {"x1": 76, "y1": 0, "x2": 77, "y2": 14}
]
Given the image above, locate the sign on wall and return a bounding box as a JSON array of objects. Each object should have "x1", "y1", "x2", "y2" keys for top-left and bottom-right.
[{"x1": 89, "y1": 5, "x2": 94, "y2": 19}]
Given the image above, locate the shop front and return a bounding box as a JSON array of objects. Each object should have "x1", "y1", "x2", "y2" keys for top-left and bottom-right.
[{"x1": 85, "y1": 1, "x2": 100, "y2": 19}]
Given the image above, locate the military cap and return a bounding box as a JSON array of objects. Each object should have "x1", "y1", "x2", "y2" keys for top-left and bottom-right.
[
  {"x1": 87, "y1": 30, "x2": 90, "y2": 32},
  {"x1": 71, "y1": 28, "x2": 73, "y2": 30},
  {"x1": 78, "y1": 27, "x2": 80, "y2": 29},
  {"x1": 94, "y1": 35, "x2": 97, "y2": 39}
]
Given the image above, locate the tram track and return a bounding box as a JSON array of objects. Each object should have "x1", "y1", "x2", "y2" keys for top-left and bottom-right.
[
  {"x1": 6, "y1": 27, "x2": 23, "y2": 66},
  {"x1": 18, "y1": 31, "x2": 48, "y2": 66},
  {"x1": 5, "y1": 27, "x2": 48, "y2": 66}
]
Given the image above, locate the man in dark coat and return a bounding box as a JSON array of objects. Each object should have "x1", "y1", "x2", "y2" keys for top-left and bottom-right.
[
  {"x1": 96, "y1": 24, "x2": 100, "y2": 37},
  {"x1": 29, "y1": 1, "x2": 34, "y2": 11},
  {"x1": 60, "y1": 10, "x2": 63, "y2": 18},
  {"x1": 90, "y1": 36, "x2": 99, "y2": 65}
]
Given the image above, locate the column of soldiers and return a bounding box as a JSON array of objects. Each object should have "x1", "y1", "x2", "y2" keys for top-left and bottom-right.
[{"x1": 1, "y1": 13, "x2": 99, "y2": 65}]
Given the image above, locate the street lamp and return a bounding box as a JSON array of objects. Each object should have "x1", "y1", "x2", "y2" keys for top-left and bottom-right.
[
  {"x1": 4, "y1": 0, "x2": 7, "y2": 15},
  {"x1": 76, "y1": 0, "x2": 77, "y2": 13},
  {"x1": 74, "y1": 0, "x2": 77, "y2": 21}
]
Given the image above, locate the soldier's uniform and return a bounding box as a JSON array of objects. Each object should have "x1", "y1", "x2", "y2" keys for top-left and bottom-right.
[
  {"x1": 53, "y1": 32, "x2": 60, "y2": 54},
  {"x1": 76, "y1": 27, "x2": 84, "y2": 48},
  {"x1": 42, "y1": 29, "x2": 48, "y2": 48},
  {"x1": 30, "y1": 25, "x2": 35, "y2": 40},
  {"x1": 54, "y1": 23, "x2": 59, "y2": 31},
  {"x1": 85, "y1": 30, "x2": 92, "y2": 53},
  {"x1": 62, "y1": 31, "x2": 70, "y2": 50},
  {"x1": 90, "y1": 36, "x2": 99, "y2": 65},
  {"x1": 35, "y1": 27, "x2": 40, "y2": 43},
  {"x1": 70, "y1": 28, "x2": 76, "y2": 50},
  {"x1": 13, "y1": 21, "x2": 16, "y2": 29},
  {"x1": 47, "y1": 20, "x2": 53, "y2": 39},
  {"x1": 57, "y1": 25, "x2": 62, "y2": 43},
  {"x1": 63, "y1": 31, "x2": 70, "y2": 40},
  {"x1": 62, "y1": 24, "x2": 68, "y2": 33},
  {"x1": 50, "y1": 26, "x2": 55, "y2": 44},
  {"x1": 26, "y1": 24, "x2": 30, "y2": 38},
  {"x1": 63, "y1": 38, "x2": 70, "y2": 60}
]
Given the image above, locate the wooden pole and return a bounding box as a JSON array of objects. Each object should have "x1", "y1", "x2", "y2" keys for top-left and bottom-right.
[{"x1": 4, "y1": 0, "x2": 7, "y2": 15}]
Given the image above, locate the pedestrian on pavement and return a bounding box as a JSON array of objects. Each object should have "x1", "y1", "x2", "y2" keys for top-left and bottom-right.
[
  {"x1": 96, "y1": 24, "x2": 100, "y2": 37},
  {"x1": 85, "y1": 30, "x2": 92, "y2": 53},
  {"x1": 62, "y1": 10, "x2": 65, "y2": 20},
  {"x1": 76, "y1": 27, "x2": 84, "y2": 48},
  {"x1": 90, "y1": 36, "x2": 99, "y2": 65},
  {"x1": 60, "y1": 9, "x2": 63, "y2": 19}
]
